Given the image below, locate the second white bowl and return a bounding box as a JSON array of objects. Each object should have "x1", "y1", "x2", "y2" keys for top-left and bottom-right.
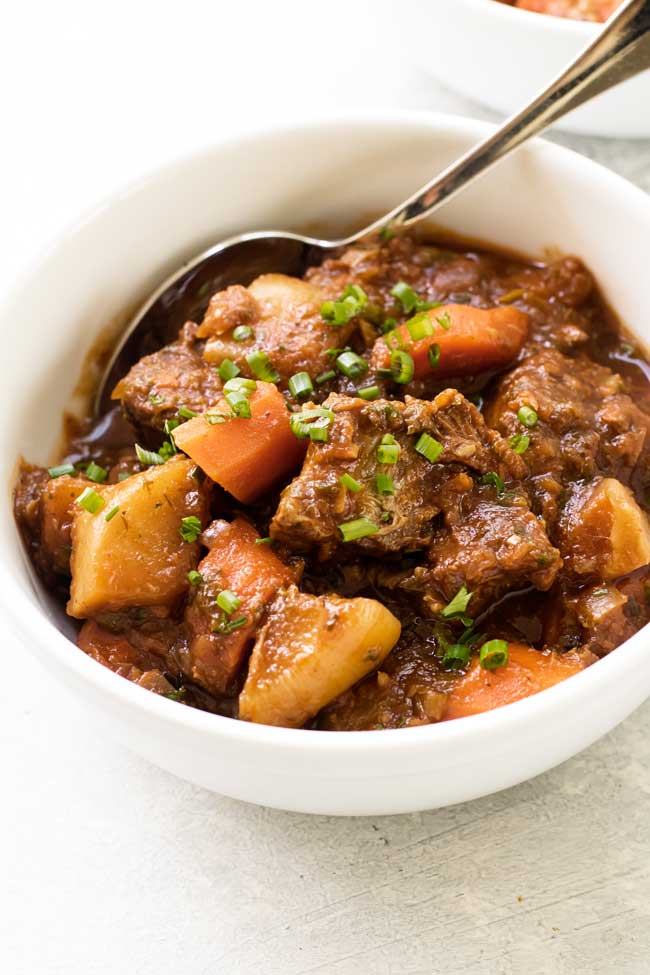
[{"x1": 413, "y1": 0, "x2": 650, "y2": 138}]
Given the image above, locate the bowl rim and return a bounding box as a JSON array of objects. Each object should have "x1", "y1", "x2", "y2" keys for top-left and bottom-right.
[
  {"x1": 461, "y1": 0, "x2": 599, "y2": 34},
  {"x1": 4, "y1": 108, "x2": 650, "y2": 762}
]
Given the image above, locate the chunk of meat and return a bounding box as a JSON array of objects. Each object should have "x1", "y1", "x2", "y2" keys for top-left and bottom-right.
[
  {"x1": 370, "y1": 303, "x2": 528, "y2": 381},
  {"x1": 197, "y1": 285, "x2": 259, "y2": 337},
  {"x1": 544, "y1": 572, "x2": 650, "y2": 658},
  {"x1": 443, "y1": 643, "x2": 589, "y2": 720},
  {"x1": 320, "y1": 639, "x2": 451, "y2": 731},
  {"x1": 78, "y1": 619, "x2": 177, "y2": 695},
  {"x1": 558, "y1": 478, "x2": 650, "y2": 581},
  {"x1": 40, "y1": 474, "x2": 90, "y2": 574},
  {"x1": 409, "y1": 482, "x2": 561, "y2": 615},
  {"x1": 112, "y1": 323, "x2": 223, "y2": 431},
  {"x1": 487, "y1": 349, "x2": 650, "y2": 523},
  {"x1": 239, "y1": 585, "x2": 401, "y2": 728},
  {"x1": 173, "y1": 381, "x2": 306, "y2": 504},
  {"x1": 182, "y1": 518, "x2": 298, "y2": 695},
  {"x1": 201, "y1": 274, "x2": 358, "y2": 385},
  {"x1": 69, "y1": 456, "x2": 209, "y2": 618},
  {"x1": 271, "y1": 390, "x2": 525, "y2": 559},
  {"x1": 513, "y1": 0, "x2": 620, "y2": 22}
]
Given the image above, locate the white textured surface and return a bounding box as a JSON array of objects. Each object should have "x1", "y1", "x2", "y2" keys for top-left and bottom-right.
[{"x1": 3, "y1": 3, "x2": 650, "y2": 973}]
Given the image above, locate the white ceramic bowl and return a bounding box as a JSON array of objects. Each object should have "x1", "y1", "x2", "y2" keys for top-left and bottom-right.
[
  {"x1": 3, "y1": 112, "x2": 650, "y2": 816},
  {"x1": 414, "y1": 0, "x2": 650, "y2": 138}
]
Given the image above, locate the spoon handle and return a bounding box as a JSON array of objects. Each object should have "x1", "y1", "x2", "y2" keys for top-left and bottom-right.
[{"x1": 347, "y1": 0, "x2": 650, "y2": 240}]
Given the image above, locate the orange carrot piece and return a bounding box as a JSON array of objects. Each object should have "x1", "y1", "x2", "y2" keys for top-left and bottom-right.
[
  {"x1": 443, "y1": 642, "x2": 587, "y2": 720},
  {"x1": 185, "y1": 517, "x2": 298, "y2": 694},
  {"x1": 371, "y1": 303, "x2": 528, "y2": 380},
  {"x1": 173, "y1": 381, "x2": 306, "y2": 503}
]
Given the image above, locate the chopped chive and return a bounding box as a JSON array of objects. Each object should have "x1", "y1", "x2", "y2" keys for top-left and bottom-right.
[
  {"x1": 390, "y1": 349, "x2": 414, "y2": 385},
  {"x1": 225, "y1": 391, "x2": 252, "y2": 418},
  {"x1": 148, "y1": 391, "x2": 164, "y2": 406},
  {"x1": 308, "y1": 422, "x2": 329, "y2": 442},
  {"x1": 179, "y1": 515, "x2": 202, "y2": 542},
  {"x1": 223, "y1": 376, "x2": 256, "y2": 394},
  {"x1": 509, "y1": 433, "x2": 530, "y2": 455},
  {"x1": 76, "y1": 486, "x2": 105, "y2": 515},
  {"x1": 390, "y1": 282, "x2": 418, "y2": 314},
  {"x1": 338, "y1": 517, "x2": 379, "y2": 542},
  {"x1": 415, "y1": 433, "x2": 443, "y2": 464},
  {"x1": 376, "y1": 367, "x2": 394, "y2": 380},
  {"x1": 436, "y1": 312, "x2": 452, "y2": 330},
  {"x1": 316, "y1": 369, "x2": 336, "y2": 385},
  {"x1": 442, "y1": 643, "x2": 473, "y2": 668},
  {"x1": 135, "y1": 444, "x2": 165, "y2": 466},
  {"x1": 428, "y1": 343, "x2": 441, "y2": 369},
  {"x1": 442, "y1": 584, "x2": 473, "y2": 619},
  {"x1": 376, "y1": 433, "x2": 401, "y2": 465},
  {"x1": 340, "y1": 473, "x2": 362, "y2": 493},
  {"x1": 206, "y1": 411, "x2": 230, "y2": 425},
  {"x1": 357, "y1": 385, "x2": 381, "y2": 401},
  {"x1": 391, "y1": 281, "x2": 437, "y2": 315},
  {"x1": 479, "y1": 639, "x2": 509, "y2": 670},
  {"x1": 117, "y1": 472, "x2": 131, "y2": 482},
  {"x1": 321, "y1": 284, "x2": 368, "y2": 326},
  {"x1": 375, "y1": 473, "x2": 394, "y2": 496},
  {"x1": 187, "y1": 570, "x2": 203, "y2": 586},
  {"x1": 216, "y1": 589, "x2": 241, "y2": 615},
  {"x1": 379, "y1": 225, "x2": 395, "y2": 242},
  {"x1": 380, "y1": 511, "x2": 392, "y2": 523},
  {"x1": 336, "y1": 350, "x2": 368, "y2": 379},
  {"x1": 218, "y1": 358, "x2": 240, "y2": 381},
  {"x1": 84, "y1": 461, "x2": 108, "y2": 483},
  {"x1": 407, "y1": 313, "x2": 435, "y2": 342},
  {"x1": 517, "y1": 405, "x2": 538, "y2": 428},
  {"x1": 178, "y1": 407, "x2": 197, "y2": 420},
  {"x1": 384, "y1": 328, "x2": 404, "y2": 351},
  {"x1": 233, "y1": 325, "x2": 254, "y2": 341},
  {"x1": 47, "y1": 464, "x2": 75, "y2": 479},
  {"x1": 479, "y1": 471, "x2": 505, "y2": 495},
  {"x1": 247, "y1": 350, "x2": 280, "y2": 383},
  {"x1": 288, "y1": 372, "x2": 314, "y2": 400},
  {"x1": 255, "y1": 537, "x2": 272, "y2": 546},
  {"x1": 104, "y1": 504, "x2": 120, "y2": 523},
  {"x1": 216, "y1": 614, "x2": 248, "y2": 634}
]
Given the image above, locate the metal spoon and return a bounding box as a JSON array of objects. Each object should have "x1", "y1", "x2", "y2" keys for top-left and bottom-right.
[{"x1": 95, "y1": 0, "x2": 650, "y2": 414}]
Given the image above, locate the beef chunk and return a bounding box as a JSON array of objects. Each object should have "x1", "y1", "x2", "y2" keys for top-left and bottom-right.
[
  {"x1": 270, "y1": 390, "x2": 525, "y2": 559},
  {"x1": 200, "y1": 274, "x2": 358, "y2": 387},
  {"x1": 112, "y1": 322, "x2": 223, "y2": 431},
  {"x1": 408, "y1": 480, "x2": 561, "y2": 615},
  {"x1": 320, "y1": 639, "x2": 452, "y2": 731},
  {"x1": 307, "y1": 237, "x2": 597, "y2": 353},
  {"x1": 14, "y1": 466, "x2": 90, "y2": 579},
  {"x1": 197, "y1": 284, "x2": 259, "y2": 337},
  {"x1": 487, "y1": 349, "x2": 650, "y2": 523}
]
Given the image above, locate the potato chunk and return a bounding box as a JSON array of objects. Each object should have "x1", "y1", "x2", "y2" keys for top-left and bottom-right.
[
  {"x1": 68, "y1": 457, "x2": 208, "y2": 617},
  {"x1": 239, "y1": 586, "x2": 401, "y2": 728},
  {"x1": 559, "y1": 477, "x2": 650, "y2": 580}
]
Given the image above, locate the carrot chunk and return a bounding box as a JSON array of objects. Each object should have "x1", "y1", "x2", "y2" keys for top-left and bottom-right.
[
  {"x1": 443, "y1": 642, "x2": 587, "y2": 720},
  {"x1": 371, "y1": 303, "x2": 528, "y2": 380},
  {"x1": 184, "y1": 518, "x2": 298, "y2": 694},
  {"x1": 173, "y1": 381, "x2": 306, "y2": 503}
]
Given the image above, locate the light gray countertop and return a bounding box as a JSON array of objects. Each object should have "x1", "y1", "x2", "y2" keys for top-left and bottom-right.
[{"x1": 2, "y1": 4, "x2": 650, "y2": 973}]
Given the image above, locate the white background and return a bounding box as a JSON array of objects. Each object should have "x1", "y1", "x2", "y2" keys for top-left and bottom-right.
[{"x1": 3, "y1": 3, "x2": 650, "y2": 973}]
